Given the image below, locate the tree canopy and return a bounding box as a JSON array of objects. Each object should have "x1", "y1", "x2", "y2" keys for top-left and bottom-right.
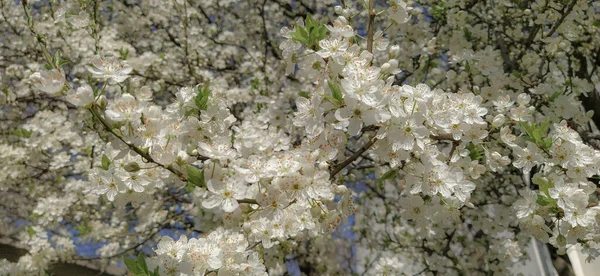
[{"x1": 2, "y1": 0, "x2": 600, "y2": 275}]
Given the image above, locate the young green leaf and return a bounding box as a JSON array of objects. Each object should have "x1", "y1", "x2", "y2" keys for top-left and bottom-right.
[
  {"x1": 327, "y1": 79, "x2": 344, "y2": 106},
  {"x1": 186, "y1": 165, "x2": 205, "y2": 188},
  {"x1": 12, "y1": 128, "x2": 32, "y2": 138},
  {"x1": 298, "y1": 91, "x2": 310, "y2": 98},
  {"x1": 536, "y1": 194, "x2": 557, "y2": 207},
  {"x1": 123, "y1": 257, "x2": 144, "y2": 275},
  {"x1": 195, "y1": 83, "x2": 211, "y2": 111},
  {"x1": 378, "y1": 169, "x2": 398, "y2": 188},
  {"x1": 101, "y1": 154, "x2": 112, "y2": 170},
  {"x1": 137, "y1": 252, "x2": 148, "y2": 272}
]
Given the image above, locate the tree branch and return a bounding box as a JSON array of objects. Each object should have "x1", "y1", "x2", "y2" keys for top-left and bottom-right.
[
  {"x1": 366, "y1": 0, "x2": 375, "y2": 54},
  {"x1": 329, "y1": 135, "x2": 378, "y2": 178}
]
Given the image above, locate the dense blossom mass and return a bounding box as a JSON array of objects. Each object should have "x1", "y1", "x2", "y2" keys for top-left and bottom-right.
[{"x1": 2, "y1": 0, "x2": 600, "y2": 275}]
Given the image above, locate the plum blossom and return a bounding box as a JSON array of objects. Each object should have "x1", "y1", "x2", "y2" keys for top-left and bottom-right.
[{"x1": 86, "y1": 55, "x2": 132, "y2": 83}]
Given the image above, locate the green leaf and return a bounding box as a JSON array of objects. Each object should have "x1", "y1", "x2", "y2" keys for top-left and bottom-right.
[
  {"x1": 298, "y1": 91, "x2": 310, "y2": 98},
  {"x1": 532, "y1": 174, "x2": 554, "y2": 197},
  {"x1": 327, "y1": 79, "x2": 343, "y2": 106},
  {"x1": 323, "y1": 94, "x2": 340, "y2": 107},
  {"x1": 75, "y1": 224, "x2": 90, "y2": 236},
  {"x1": 27, "y1": 226, "x2": 36, "y2": 237},
  {"x1": 536, "y1": 194, "x2": 556, "y2": 206},
  {"x1": 291, "y1": 15, "x2": 327, "y2": 50},
  {"x1": 137, "y1": 252, "x2": 148, "y2": 272},
  {"x1": 101, "y1": 154, "x2": 112, "y2": 170},
  {"x1": 463, "y1": 27, "x2": 473, "y2": 42},
  {"x1": 183, "y1": 183, "x2": 195, "y2": 193},
  {"x1": 466, "y1": 143, "x2": 484, "y2": 161},
  {"x1": 123, "y1": 257, "x2": 144, "y2": 275},
  {"x1": 314, "y1": 26, "x2": 327, "y2": 42},
  {"x1": 519, "y1": 120, "x2": 553, "y2": 151},
  {"x1": 119, "y1": 47, "x2": 129, "y2": 60},
  {"x1": 184, "y1": 107, "x2": 199, "y2": 117},
  {"x1": 548, "y1": 91, "x2": 561, "y2": 102},
  {"x1": 539, "y1": 119, "x2": 551, "y2": 137},
  {"x1": 12, "y1": 128, "x2": 32, "y2": 138},
  {"x1": 186, "y1": 165, "x2": 205, "y2": 188},
  {"x1": 378, "y1": 169, "x2": 398, "y2": 188},
  {"x1": 542, "y1": 137, "x2": 553, "y2": 150},
  {"x1": 292, "y1": 27, "x2": 310, "y2": 45},
  {"x1": 251, "y1": 78, "x2": 260, "y2": 90},
  {"x1": 53, "y1": 49, "x2": 62, "y2": 67},
  {"x1": 432, "y1": 1, "x2": 446, "y2": 21},
  {"x1": 195, "y1": 83, "x2": 211, "y2": 111},
  {"x1": 305, "y1": 14, "x2": 317, "y2": 28}
]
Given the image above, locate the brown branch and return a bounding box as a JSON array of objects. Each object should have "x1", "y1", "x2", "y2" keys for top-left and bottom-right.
[
  {"x1": 495, "y1": 31, "x2": 516, "y2": 72},
  {"x1": 366, "y1": 0, "x2": 375, "y2": 54},
  {"x1": 545, "y1": 0, "x2": 577, "y2": 38},
  {"x1": 329, "y1": 136, "x2": 378, "y2": 178},
  {"x1": 89, "y1": 106, "x2": 257, "y2": 204},
  {"x1": 89, "y1": 107, "x2": 188, "y2": 182}
]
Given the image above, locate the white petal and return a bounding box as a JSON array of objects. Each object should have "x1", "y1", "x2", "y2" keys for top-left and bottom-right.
[
  {"x1": 222, "y1": 198, "x2": 239, "y2": 212},
  {"x1": 201, "y1": 196, "x2": 222, "y2": 209},
  {"x1": 348, "y1": 116, "x2": 362, "y2": 136}
]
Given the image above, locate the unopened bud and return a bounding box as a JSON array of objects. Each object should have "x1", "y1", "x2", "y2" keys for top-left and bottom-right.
[
  {"x1": 381, "y1": 63, "x2": 391, "y2": 72},
  {"x1": 342, "y1": 9, "x2": 352, "y2": 18},
  {"x1": 446, "y1": 70, "x2": 457, "y2": 79},
  {"x1": 389, "y1": 45, "x2": 401, "y2": 57},
  {"x1": 335, "y1": 185, "x2": 348, "y2": 194},
  {"x1": 492, "y1": 114, "x2": 505, "y2": 128},
  {"x1": 97, "y1": 95, "x2": 108, "y2": 110},
  {"x1": 334, "y1": 6, "x2": 343, "y2": 14},
  {"x1": 517, "y1": 93, "x2": 531, "y2": 105}
]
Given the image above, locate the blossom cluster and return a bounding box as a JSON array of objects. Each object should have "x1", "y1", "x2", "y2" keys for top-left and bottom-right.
[{"x1": 3, "y1": 0, "x2": 600, "y2": 275}]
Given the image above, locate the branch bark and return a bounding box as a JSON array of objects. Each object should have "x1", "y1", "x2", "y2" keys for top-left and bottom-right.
[
  {"x1": 329, "y1": 135, "x2": 378, "y2": 178},
  {"x1": 366, "y1": 0, "x2": 375, "y2": 54}
]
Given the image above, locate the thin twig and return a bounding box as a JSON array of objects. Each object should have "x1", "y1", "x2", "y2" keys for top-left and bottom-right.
[
  {"x1": 330, "y1": 135, "x2": 378, "y2": 178},
  {"x1": 89, "y1": 107, "x2": 188, "y2": 181},
  {"x1": 366, "y1": 0, "x2": 375, "y2": 54}
]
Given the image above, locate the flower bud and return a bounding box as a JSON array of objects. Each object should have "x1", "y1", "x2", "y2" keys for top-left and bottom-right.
[
  {"x1": 334, "y1": 5, "x2": 343, "y2": 14},
  {"x1": 242, "y1": 221, "x2": 251, "y2": 232},
  {"x1": 389, "y1": 45, "x2": 401, "y2": 57},
  {"x1": 517, "y1": 93, "x2": 531, "y2": 105},
  {"x1": 123, "y1": 162, "x2": 141, "y2": 172},
  {"x1": 334, "y1": 185, "x2": 348, "y2": 194},
  {"x1": 342, "y1": 9, "x2": 351, "y2": 18},
  {"x1": 381, "y1": 63, "x2": 391, "y2": 72},
  {"x1": 446, "y1": 70, "x2": 457, "y2": 79},
  {"x1": 137, "y1": 86, "x2": 153, "y2": 102},
  {"x1": 492, "y1": 114, "x2": 505, "y2": 128},
  {"x1": 97, "y1": 95, "x2": 108, "y2": 110}
]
